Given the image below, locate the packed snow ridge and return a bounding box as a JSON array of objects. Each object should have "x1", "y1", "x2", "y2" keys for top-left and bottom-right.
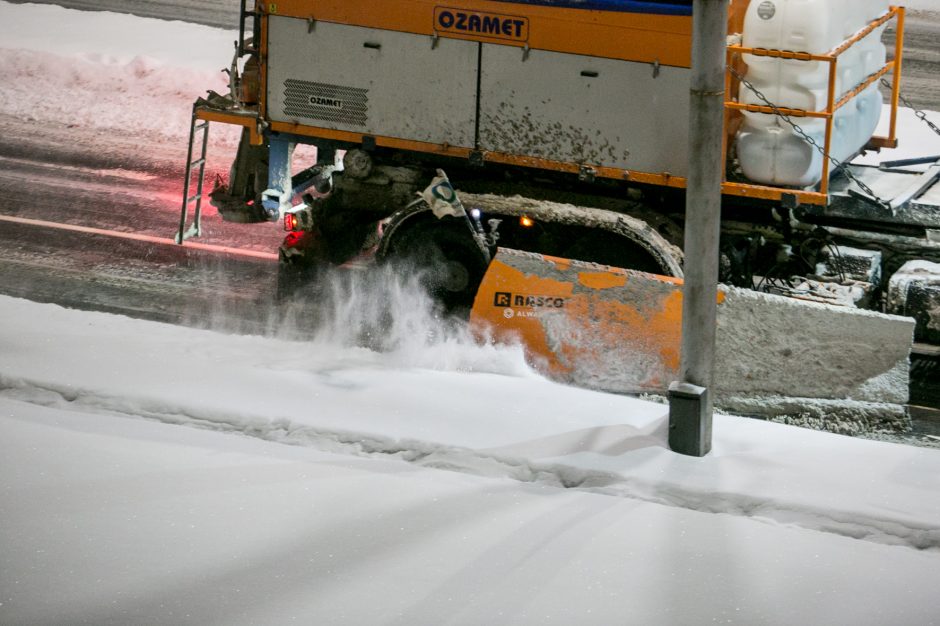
[{"x1": 2, "y1": 364, "x2": 937, "y2": 553}]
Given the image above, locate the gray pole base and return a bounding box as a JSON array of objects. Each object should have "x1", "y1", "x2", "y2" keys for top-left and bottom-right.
[{"x1": 668, "y1": 381, "x2": 713, "y2": 457}]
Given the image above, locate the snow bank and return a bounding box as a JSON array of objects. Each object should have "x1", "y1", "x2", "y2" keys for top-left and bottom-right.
[
  {"x1": 0, "y1": 2, "x2": 233, "y2": 69},
  {"x1": 0, "y1": 1, "x2": 236, "y2": 142},
  {"x1": 1, "y1": 293, "x2": 939, "y2": 624},
  {"x1": 0, "y1": 294, "x2": 937, "y2": 554},
  {"x1": 3, "y1": 399, "x2": 939, "y2": 626}
]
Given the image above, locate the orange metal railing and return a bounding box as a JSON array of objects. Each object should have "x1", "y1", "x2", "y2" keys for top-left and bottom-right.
[{"x1": 722, "y1": 6, "x2": 905, "y2": 202}]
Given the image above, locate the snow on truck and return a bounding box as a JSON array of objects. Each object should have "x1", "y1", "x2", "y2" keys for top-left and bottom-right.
[{"x1": 178, "y1": 0, "x2": 939, "y2": 424}]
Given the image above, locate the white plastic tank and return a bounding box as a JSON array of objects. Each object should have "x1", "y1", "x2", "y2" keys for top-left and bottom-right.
[{"x1": 735, "y1": 0, "x2": 889, "y2": 187}]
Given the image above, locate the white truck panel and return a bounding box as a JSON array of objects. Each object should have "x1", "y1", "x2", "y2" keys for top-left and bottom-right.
[
  {"x1": 266, "y1": 17, "x2": 478, "y2": 147},
  {"x1": 479, "y1": 44, "x2": 690, "y2": 175}
]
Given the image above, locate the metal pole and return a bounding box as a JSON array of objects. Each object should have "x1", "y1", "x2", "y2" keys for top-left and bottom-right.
[{"x1": 668, "y1": 0, "x2": 728, "y2": 457}]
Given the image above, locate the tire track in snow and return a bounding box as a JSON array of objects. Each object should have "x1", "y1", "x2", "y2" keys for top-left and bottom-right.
[{"x1": 2, "y1": 375, "x2": 939, "y2": 552}]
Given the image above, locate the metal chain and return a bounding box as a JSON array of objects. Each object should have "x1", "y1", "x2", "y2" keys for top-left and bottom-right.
[
  {"x1": 729, "y1": 65, "x2": 890, "y2": 209},
  {"x1": 880, "y1": 78, "x2": 940, "y2": 137}
]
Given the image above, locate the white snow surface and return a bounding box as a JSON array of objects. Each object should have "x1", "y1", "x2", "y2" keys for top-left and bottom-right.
[
  {"x1": 2, "y1": 293, "x2": 940, "y2": 625},
  {"x1": 2, "y1": 3, "x2": 940, "y2": 624},
  {"x1": 0, "y1": 1, "x2": 236, "y2": 143},
  {"x1": 906, "y1": 0, "x2": 940, "y2": 9}
]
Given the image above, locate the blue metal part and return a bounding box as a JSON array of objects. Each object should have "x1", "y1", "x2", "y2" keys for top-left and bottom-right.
[
  {"x1": 491, "y1": 0, "x2": 693, "y2": 15},
  {"x1": 263, "y1": 135, "x2": 294, "y2": 220},
  {"x1": 263, "y1": 134, "x2": 341, "y2": 220}
]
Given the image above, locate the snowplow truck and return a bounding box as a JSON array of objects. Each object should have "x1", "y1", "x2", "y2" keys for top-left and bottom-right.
[{"x1": 178, "y1": 0, "x2": 940, "y2": 425}]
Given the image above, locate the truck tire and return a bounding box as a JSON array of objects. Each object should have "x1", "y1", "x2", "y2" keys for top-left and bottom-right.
[{"x1": 383, "y1": 217, "x2": 488, "y2": 315}]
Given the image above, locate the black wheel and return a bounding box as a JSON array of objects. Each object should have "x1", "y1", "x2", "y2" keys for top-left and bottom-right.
[{"x1": 384, "y1": 218, "x2": 489, "y2": 315}]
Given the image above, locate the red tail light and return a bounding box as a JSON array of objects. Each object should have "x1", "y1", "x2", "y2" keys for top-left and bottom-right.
[{"x1": 284, "y1": 213, "x2": 297, "y2": 231}]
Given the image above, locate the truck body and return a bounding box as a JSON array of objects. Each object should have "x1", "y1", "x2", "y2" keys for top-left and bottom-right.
[{"x1": 178, "y1": 0, "x2": 940, "y2": 420}]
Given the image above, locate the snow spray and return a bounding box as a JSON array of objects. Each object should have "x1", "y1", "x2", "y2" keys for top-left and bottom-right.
[{"x1": 278, "y1": 264, "x2": 534, "y2": 378}]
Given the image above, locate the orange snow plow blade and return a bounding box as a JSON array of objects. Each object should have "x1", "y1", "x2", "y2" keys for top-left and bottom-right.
[
  {"x1": 470, "y1": 248, "x2": 915, "y2": 419},
  {"x1": 469, "y1": 248, "x2": 716, "y2": 393}
]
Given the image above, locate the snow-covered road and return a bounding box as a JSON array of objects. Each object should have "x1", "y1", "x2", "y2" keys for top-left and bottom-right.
[{"x1": 0, "y1": 1, "x2": 287, "y2": 325}]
